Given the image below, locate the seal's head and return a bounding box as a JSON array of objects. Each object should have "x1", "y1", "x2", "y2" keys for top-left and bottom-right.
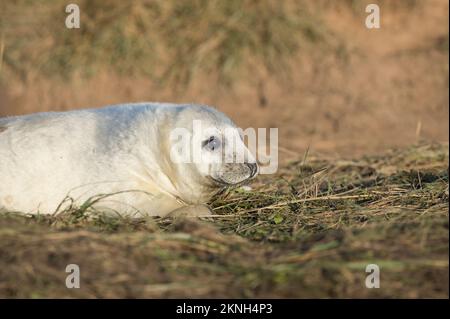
[{"x1": 169, "y1": 105, "x2": 258, "y2": 195}]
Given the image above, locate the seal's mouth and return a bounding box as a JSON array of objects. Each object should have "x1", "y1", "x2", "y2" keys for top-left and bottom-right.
[
  {"x1": 208, "y1": 176, "x2": 251, "y2": 188},
  {"x1": 209, "y1": 176, "x2": 233, "y2": 187}
]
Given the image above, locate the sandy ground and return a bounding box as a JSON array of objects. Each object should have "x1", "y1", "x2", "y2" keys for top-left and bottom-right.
[{"x1": 0, "y1": 1, "x2": 448, "y2": 161}]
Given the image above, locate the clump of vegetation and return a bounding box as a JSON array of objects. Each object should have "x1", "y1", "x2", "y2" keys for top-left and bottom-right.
[
  {"x1": 0, "y1": 143, "x2": 448, "y2": 298},
  {"x1": 0, "y1": 0, "x2": 330, "y2": 87}
]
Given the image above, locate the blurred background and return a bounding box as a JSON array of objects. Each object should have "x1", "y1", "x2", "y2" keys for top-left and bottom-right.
[{"x1": 0, "y1": 0, "x2": 448, "y2": 159}]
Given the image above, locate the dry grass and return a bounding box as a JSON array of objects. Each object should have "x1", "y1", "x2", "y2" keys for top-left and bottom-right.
[{"x1": 0, "y1": 143, "x2": 448, "y2": 298}]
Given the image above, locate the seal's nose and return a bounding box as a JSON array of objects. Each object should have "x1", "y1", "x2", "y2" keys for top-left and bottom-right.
[{"x1": 247, "y1": 162, "x2": 258, "y2": 178}]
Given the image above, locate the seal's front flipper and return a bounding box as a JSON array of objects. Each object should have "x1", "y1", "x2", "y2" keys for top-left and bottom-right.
[{"x1": 167, "y1": 204, "x2": 213, "y2": 218}]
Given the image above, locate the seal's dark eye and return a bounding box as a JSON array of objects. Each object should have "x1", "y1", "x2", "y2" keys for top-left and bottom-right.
[{"x1": 202, "y1": 136, "x2": 221, "y2": 151}]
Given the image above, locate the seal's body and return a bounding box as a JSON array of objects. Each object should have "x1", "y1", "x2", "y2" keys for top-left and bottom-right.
[{"x1": 0, "y1": 103, "x2": 258, "y2": 217}]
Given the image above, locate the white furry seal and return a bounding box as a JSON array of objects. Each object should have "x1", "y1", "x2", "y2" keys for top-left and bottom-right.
[{"x1": 0, "y1": 103, "x2": 258, "y2": 217}]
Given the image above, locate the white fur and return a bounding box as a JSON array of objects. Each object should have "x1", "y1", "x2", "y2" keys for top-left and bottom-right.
[{"x1": 0, "y1": 103, "x2": 256, "y2": 217}]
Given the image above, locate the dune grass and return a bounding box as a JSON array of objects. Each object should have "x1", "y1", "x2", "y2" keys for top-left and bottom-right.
[
  {"x1": 0, "y1": 143, "x2": 447, "y2": 298},
  {"x1": 0, "y1": 0, "x2": 330, "y2": 86}
]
